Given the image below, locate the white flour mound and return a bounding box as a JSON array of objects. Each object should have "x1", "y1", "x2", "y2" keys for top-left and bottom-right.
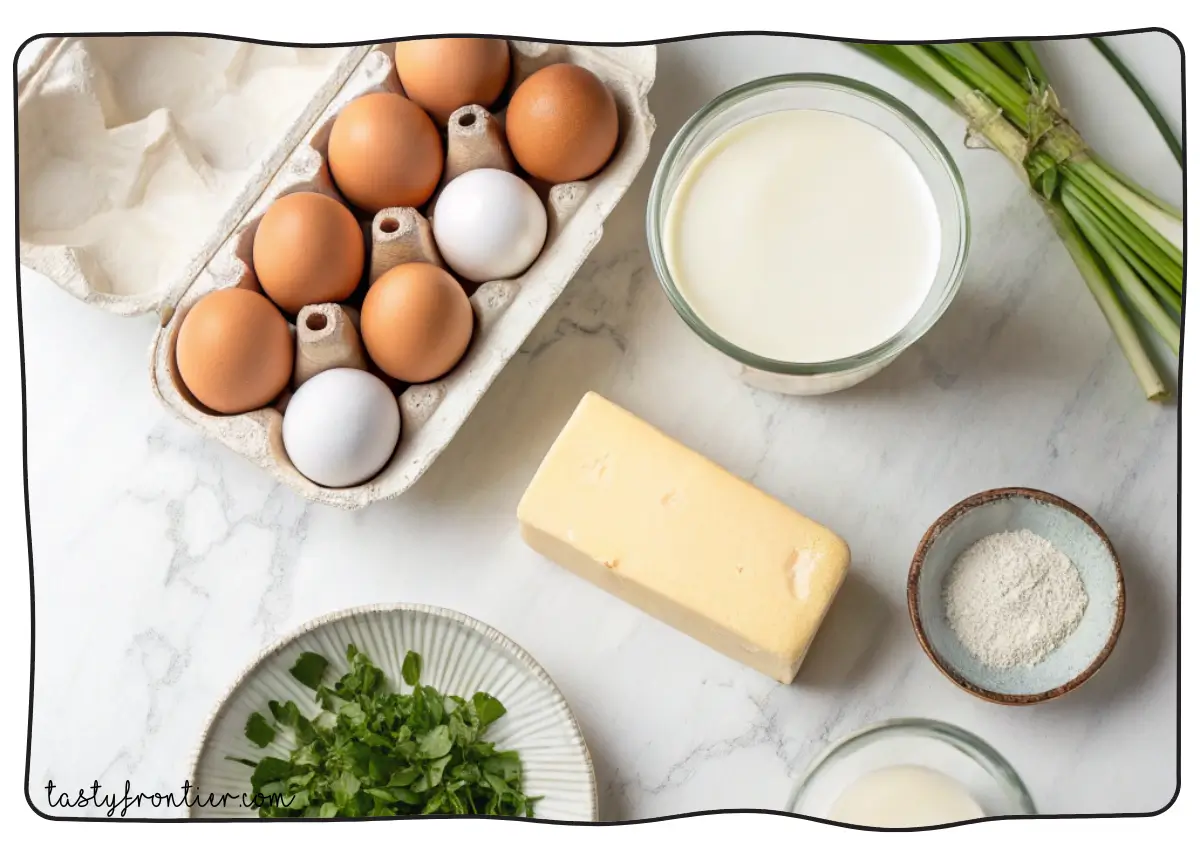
[{"x1": 943, "y1": 528, "x2": 1089, "y2": 669}]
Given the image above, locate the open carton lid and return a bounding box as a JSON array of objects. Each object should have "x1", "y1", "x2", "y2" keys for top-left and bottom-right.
[{"x1": 16, "y1": 36, "x2": 372, "y2": 317}]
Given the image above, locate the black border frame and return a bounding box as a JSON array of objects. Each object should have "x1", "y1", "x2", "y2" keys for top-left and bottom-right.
[{"x1": 13, "y1": 27, "x2": 1186, "y2": 829}]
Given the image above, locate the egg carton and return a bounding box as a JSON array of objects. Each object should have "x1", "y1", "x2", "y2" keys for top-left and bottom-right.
[{"x1": 17, "y1": 37, "x2": 657, "y2": 509}]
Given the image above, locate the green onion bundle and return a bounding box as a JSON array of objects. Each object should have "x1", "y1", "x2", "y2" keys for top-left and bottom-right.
[{"x1": 855, "y1": 40, "x2": 1183, "y2": 401}]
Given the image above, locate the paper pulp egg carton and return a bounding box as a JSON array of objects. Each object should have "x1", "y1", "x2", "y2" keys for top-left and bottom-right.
[{"x1": 17, "y1": 37, "x2": 657, "y2": 509}]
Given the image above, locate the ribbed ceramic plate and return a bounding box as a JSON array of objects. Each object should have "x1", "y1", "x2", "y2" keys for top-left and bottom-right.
[{"x1": 188, "y1": 604, "x2": 597, "y2": 820}]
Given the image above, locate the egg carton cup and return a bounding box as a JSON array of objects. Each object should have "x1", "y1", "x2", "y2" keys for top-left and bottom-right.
[
  {"x1": 293, "y1": 302, "x2": 367, "y2": 388},
  {"x1": 18, "y1": 37, "x2": 656, "y2": 509}
]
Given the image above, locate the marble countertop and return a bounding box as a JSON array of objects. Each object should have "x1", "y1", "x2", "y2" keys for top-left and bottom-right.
[{"x1": 22, "y1": 34, "x2": 1180, "y2": 819}]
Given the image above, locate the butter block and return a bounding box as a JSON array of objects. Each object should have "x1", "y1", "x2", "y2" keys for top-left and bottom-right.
[{"x1": 517, "y1": 392, "x2": 851, "y2": 683}]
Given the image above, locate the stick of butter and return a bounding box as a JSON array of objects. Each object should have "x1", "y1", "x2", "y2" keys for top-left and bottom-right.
[{"x1": 517, "y1": 392, "x2": 851, "y2": 683}]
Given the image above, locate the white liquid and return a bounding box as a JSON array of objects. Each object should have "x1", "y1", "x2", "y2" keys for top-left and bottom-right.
[
  {"x1": 829, "y1": 765, "x2": 984, "y2": 827},
  {"x1": 664, "y1": 109, "x2": 942, "y2": 364}
]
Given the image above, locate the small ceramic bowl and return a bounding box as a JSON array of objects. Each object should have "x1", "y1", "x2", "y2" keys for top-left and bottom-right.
[
  {"x1": 909, "y1": 487, "x2": 1125, "y2": 705},
  {"x1": 787, "y1": 718, "x2": 1036, "y2": 826}
]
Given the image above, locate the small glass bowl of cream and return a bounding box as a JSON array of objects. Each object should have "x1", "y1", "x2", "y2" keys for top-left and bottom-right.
[
  {"x1": 787, "y1": 718, "x2": 1036, "y2": 828},
  {"x1": 646, "y1": 74, "x2": 970, "y2": 395}
]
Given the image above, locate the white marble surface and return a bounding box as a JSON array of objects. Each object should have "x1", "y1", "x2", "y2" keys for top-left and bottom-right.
[{"x1": 23, "y1": 34, "x2": 1180, "y2": 819}]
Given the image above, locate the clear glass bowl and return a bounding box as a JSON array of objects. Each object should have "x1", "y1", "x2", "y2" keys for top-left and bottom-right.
[
  {"x1": 787, "y1": 718, "x2": 1036, "y2": 827},
  {"x1": 646, "y1": 74, "x2": 970, "y2": 396}
]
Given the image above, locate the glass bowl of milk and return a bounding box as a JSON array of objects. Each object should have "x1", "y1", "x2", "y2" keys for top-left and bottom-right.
[
  {"x1": 787, "y1": 718, "x2": 1035, "y2": 828},
  {"x1": 648, "y1": 74, "x2": 969, "y2": 395}
]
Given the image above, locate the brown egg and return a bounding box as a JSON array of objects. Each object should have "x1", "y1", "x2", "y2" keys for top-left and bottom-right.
[
  {"x1": 327, "y1": 93, "x2": 444, "y2": 212},
  {"x1": 175, "y1": 287, "x2": 293, "y2": 415},
  {"x1": 360, "y1": 262, "x2": 474, "y2": 383},
  {"x1": 394, "y1": 38, "x2": 510, "y2": 126},
  {"x1": 252, "y1": 191, "x2": 364, "y2": 315},
  {"x1": 505, "y1": 63, "x2": 619, "y2": 184}
]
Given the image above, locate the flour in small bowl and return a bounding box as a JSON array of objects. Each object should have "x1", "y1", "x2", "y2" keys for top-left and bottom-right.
[{"x1": 942, "y1": 528, "x2": 1089, "y2": 669}]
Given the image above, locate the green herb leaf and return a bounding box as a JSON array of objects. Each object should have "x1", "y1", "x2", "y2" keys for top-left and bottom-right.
[
  {"x1": 267, "y1": 700, "x2": 290, "y2": 725},
  {"x1": 428, "y1": 754, "x2": 452, "y2": 787},
  {"x1": 483, "y1": 750, "x2": 522, "y2": 782},
  {"x1": 289, "y1": 652, "x2": 329, "y2": 690},
  {"x1": 451, "y1": 762, "x2": 481, "y2": 783},
  {"x1": 267, "y1": 700, "x2": 314, "y2": 743},
  {"x1": 244, "y1": 711, "x2": 277, "y2": 748},
  {"x1": 331, "y1": 771, "x2": 362, "y2": 808},
  {"x1": 418, "y1": 725, "x2": 453, "y2": 760},
  {"x1": 401, "y1": 651, "x2": 422, "y2": 686},
  {"x1": 287, "y1": 771, "x2": 315, "y2": 790},
  {"x1": 258, "y1": 780, "x2": 287, "y2": 796},
  {"x1": 388, "y1": 766, "x2": 421, "y2": 788},
  {"x1": 287, "y1": 789, "x2": 310, "y2": 810},
  {"x1": 483, "y1": 772, "x2": 510, "y2": 797},
  {"x1": 250, "y1": 756, "x2": 292, "y2": 793},
  {"x1": 422, "y1": 789, "x2": 447, "y2": 815},
  {"x1": 366, "y1": 753, "x2": 395, "y2": 783},
  {"x1": 392, "y1": 786, "x2": 422, "y2": 805},
  {"x1": 292, "y1": 743, "x2": 321, "y2": 769},
  {"x1": 424, "y1": 687, "x2": 445, "y2": 724},
  {"x1": 337, "y1": 700, "x2": 367, "y2": 727},
  {"x1": 447, "y1": 712, "x2": 477, "y2": 747},
  {"x1": 472, "y1": 692, "x2": 507, "y2": 727},
  {"x1": 445, "y1": 785, "x2": 467, "y2": 814}
]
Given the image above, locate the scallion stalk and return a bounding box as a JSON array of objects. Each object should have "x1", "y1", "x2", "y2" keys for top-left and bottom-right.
[
  {"x1": 1067, "y1": 159, "x2": 1184, "y2": 263},
  {"x1": 1009, "y1": 41, "x2": 1050, "y2": 86},
  {"x1": 1061, "y1": 177, "x2": 1183, "y2": 292},
  {"x1": 1063, "y1": 194, "x2": 1181, "y2": 353},
  {"x1": 893, "y1": 45, "x2": 975, "y2": 101},
  {"x1": 1044, "y1": 202, "x2": 1168, "y2": 400},
  {"x1": 852, "y1": 44, "x2": 956, "y2": 107},
  {"x1": 931, "y1": 43, "x2": 1031, "y2": 126},
  {"x1": 1089, "y1": 153, "x2": 1182, "y2": 220},
  {"x1": 978, "y1": 41, "x2": 1030, "y2": 87},
  {"x1": 1094, "y1": 216, "x2": 1183, "y2": 316},
  {"x1": 1072, "y1": 164, "x2": 1185, "y2": 257},
  {"x1": 853, "y1": 38, "x2": 1183, "y2": 401},
  {"x1": 1091, "y1": 36, "x2": 1184, "y2": 167}
]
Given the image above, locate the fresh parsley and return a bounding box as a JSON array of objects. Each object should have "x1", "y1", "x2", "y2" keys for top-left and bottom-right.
[{"x1": 232, "y1": 645, "x2": 539, "y2": 818}]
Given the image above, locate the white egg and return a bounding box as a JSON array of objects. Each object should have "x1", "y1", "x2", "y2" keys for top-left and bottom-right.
[
  {"x1": 432, "y1": 168, "x2": 548, "y2": 282},
  {"x1": 282, "y1": 368, "x2": 401, "y2": 488}
]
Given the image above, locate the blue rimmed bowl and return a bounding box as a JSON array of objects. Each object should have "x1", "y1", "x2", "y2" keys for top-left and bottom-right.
[{"x1": 909, "y1": 487, "x2": 1125, "y2": 705}]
